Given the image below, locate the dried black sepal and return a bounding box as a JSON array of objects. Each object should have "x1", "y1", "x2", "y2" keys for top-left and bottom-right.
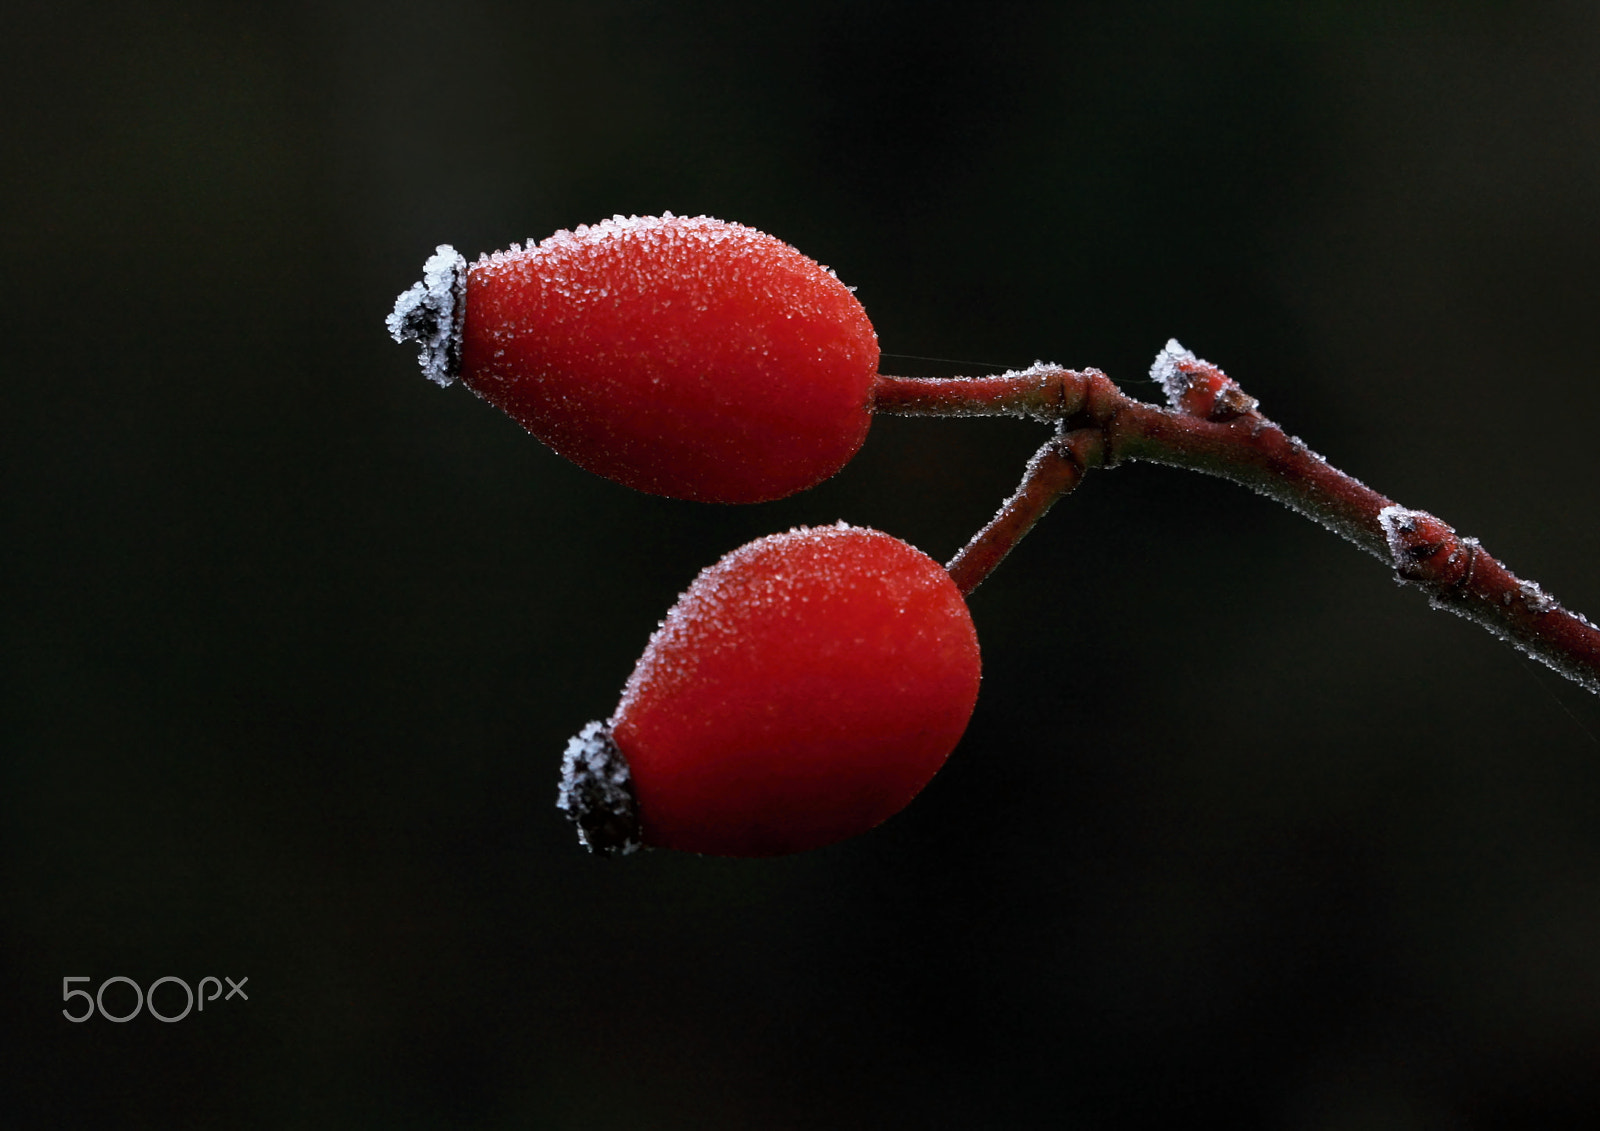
[
  {"x1": 556, "y1": 720, "x2": 643, "y2": 856},
  {"x1": 386, "y1": 244, "x2": 467, "y2": 387}
]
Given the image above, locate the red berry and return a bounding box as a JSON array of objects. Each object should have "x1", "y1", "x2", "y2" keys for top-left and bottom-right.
[
  {"x1": 558, "y1": 524, "x2": 982, "y2": 857},
  {"x1": 389, "y1": 214, "x2": 880, "y2": 503}
]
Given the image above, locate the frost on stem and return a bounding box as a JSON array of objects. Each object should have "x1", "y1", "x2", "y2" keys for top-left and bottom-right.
[
  {"x1": 1518, "y1": 579, "x2": 1558, "y2": 614},
  {"x1": 987, "y1": 361, "x2": 1072, "y2": 422},
  {"x1": 387, "y1": 244, "x2": 467, "y2": 387},
  {"x1": 1150, "y1": 338, "x2": 1202, "y2": 405},
  {"x1": 1149, "y1": 338, "x2": 1258, "y2": 421},
  {"x1": 1377, "y1": 504, "x2": 1483, "y2": 604},
  {"x1": 557, "y1": 720, "x2": 642, "y2": 856},
  {"x1": 1379, "y1": 506, "x2": 1463, "y2": 580},
  {"x1": 1378, "y1": 505, "x2": 1433, "y2": 564}
]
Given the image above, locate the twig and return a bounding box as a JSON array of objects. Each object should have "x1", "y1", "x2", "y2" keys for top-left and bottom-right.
[
  {"x1": 945, "y1": 429, "x2": 1099, "y2": 596},
  {"x1": 873, "y1": 343, "x2": 1600, "y2": 695}
]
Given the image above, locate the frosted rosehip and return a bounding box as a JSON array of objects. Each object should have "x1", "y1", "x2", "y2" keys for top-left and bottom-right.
[
  {"x1": 558, "y1": 524, "x2": 982, "y2": 857},
  {"x1": 388, "y1": 214, "x2": 880, "y2": 503}
]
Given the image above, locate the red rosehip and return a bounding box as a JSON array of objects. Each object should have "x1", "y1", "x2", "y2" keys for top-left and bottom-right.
[
  {"x1": 557, "y1": 524, "x2": 982, "y2": 857},
  {"x1": 388, "y1": 214, "x2": 880, "y2": 503}
]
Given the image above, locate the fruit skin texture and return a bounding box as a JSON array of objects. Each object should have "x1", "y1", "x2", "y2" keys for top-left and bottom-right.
[
  {"x1": 610, "y1": 524, "x2": 981, "y2": 857},
  {"x1": 459, "y1": 214, "x2": 880, "y2": 504}
]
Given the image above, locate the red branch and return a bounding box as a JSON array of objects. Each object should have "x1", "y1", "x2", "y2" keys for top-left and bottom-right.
[
  {"x1": 945, "y1": 430, "x2": 1097, "y2": 597},
  {"x1": 873, "y1": 353, "x2": 1600, "y2": 697}
]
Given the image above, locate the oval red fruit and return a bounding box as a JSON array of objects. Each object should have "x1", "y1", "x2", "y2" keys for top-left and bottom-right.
[
  {"x1": 392, "y1": 214, "x2": 880, "y2": 503},
  {"x1": 559, "y1": 524, "x2": 982, "y2": 857}
]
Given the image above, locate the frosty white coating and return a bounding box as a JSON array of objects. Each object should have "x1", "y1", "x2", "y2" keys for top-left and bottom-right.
[
  {"x1": 1149, "y1": 338, "x2": 1202, "y2": 405},
  {"x1": 387, "y1": 244, "x2": 467, "y2": 388},
  {"x1": 557, "y1": 720, "x2": 641, "y2": 856},
  {"x1": 1518, "y1": 578, "x2": 1558, "y2": 614},
  {"x1": 615, "y1": 521, "x2": 953, "y2": 724},
  {"x1": 468, "y1": 213, "x2": 848, "y2": 305},
  {"x1": 486, "y1": 212, "x2": 773, "y2": 261},
  {"x1": 1000, "y1": 361, "x2": 1067, "y2": 421},
  {"x1": 1377, "y1": 505, "x2": 1428, "y2": 566},
  {"x1": 1369, "y1": 508, "x2": 1433, "y2": 569}
]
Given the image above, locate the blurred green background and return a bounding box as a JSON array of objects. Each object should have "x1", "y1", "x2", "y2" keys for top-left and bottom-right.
[{"x1": 5, "y1": 1, "x2": 1600, "y2": 1126}]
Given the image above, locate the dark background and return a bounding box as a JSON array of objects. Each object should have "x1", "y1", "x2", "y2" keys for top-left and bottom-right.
[{"x1": 5, "y1": 1, "x2": 1600, "y2": 1126}]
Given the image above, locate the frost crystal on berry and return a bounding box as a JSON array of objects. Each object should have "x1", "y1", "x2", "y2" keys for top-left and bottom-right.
[
  {"x1": 557, "y1": 720, "x2": 642, "y2": 856},
  {"x1": 388, "y1": 244, "x2": 467, "y2": 388}
]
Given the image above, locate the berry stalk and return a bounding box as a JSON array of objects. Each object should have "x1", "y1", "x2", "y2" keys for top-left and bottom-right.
[
  {"x1": 945, "y1": 429, "x2": 1100, "y2": 596},
  {"x1": 875, "y1": 347, "x2": 1600, "y2": 695}
]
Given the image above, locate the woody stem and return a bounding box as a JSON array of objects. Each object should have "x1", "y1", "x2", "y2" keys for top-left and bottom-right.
[{"x1": 873, "y1": 363, "x2": 1600, "y2": 695}]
